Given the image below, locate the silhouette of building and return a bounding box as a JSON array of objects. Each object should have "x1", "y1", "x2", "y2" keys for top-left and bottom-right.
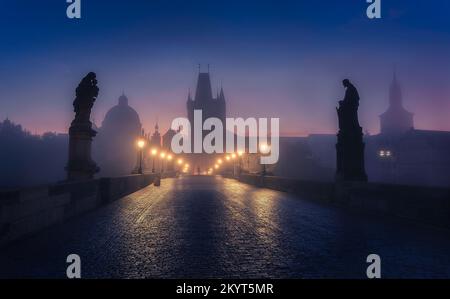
[
  {"x1": 290, "y1": 72, "x2": 450, "y2": 187},
  {"x1": 366, "y1": 129, "x2": 450, "y2": 186},
  {"x1": 150, "y1": 122, "x2": 162, "y2": 148},
  {"x1": 241, "y1": 71, "x2": 450, "y2": 187},
  {"x1": 365, "y1": 72, "x2": 450, "y2": 185},
  {"x1": 187, "y1": 72, "x2": 226, "y2": 128},
  {"x1": 186, "y1": 71, "x2": 226, "y2": 172},
  {"x1": 379, "y1": 72, "x2": 414, "y2": 135},
  {"x1": 162, "y1": 128, "x2": 177, "y2": 151},
  {"x1": 94, "y1": 93, "x2": 142, "y2": 177}
]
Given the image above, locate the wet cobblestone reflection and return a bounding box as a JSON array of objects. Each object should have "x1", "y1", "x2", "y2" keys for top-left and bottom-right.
[{"x1": 1, "y1": 176, "x2": 450, "y2": 278}]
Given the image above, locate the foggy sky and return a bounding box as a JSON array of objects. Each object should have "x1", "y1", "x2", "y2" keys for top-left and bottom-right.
[{"x1": 0, "y1": 0, "x2": 449, "y2": 136}]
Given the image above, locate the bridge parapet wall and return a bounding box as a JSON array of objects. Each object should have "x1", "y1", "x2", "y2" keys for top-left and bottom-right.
[
  {"x1": 232, "y1": 174, "x2": 450, "y2": 229},
  {"x1": 0, "y1": 173, "x2": 166, "y2": 246}
]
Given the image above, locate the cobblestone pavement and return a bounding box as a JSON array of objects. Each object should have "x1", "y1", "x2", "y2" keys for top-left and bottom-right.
[{"x1": 1, "y1": 176, "x2": 450, "y2": 278}]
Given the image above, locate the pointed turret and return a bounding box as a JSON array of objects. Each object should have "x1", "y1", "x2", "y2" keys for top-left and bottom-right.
[
  {"x1": 389, "y1": 71, "x2": 403, "y2": 109},
  {"x1": 380, "y1": 71, "x2": 414, "y2": 135},
  {"x1": 187, "y1": 89, "x2": 193, "y2": 102},
  {"x1": 150, "y1": 121, "x2": 161, "y2": 148},
  {"x1": 218, "y1": 87, "x2": 225, "y2": 102},
  {"x1": 194, "y1": 72, "x2": 213, "y2": 103},
  {"x1": 118, "y1": 92, "x2": 129, "y2": 106}
]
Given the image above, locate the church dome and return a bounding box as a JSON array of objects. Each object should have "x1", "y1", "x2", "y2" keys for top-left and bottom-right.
[
  {"x1": 94, "y1": 93, "x2": 142, "y2": 177},
  {"x1": 101, "y1": 94, "x2": 141, "y2": 130}
]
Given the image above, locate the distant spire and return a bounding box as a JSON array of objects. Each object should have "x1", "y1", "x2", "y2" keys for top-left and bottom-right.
[
  {"x1": 118, "y1": 92, "x2": 128, "y2": 106},
  {"x1": 219, "y1": 86, "x2": 225, "y2": 101},
  {"x1": 155, "y1": 119, "x2": 159, "y2": 132},
  {"x1": 389, "y1": 69, "x2": 402, "y2": 108}
]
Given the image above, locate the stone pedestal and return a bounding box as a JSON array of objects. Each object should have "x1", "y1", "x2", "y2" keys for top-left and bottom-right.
[
  {"x1": 335, "y1": 79, "x2": 368, "y2": 183},
  {"x1": 65, "y1": 72, "x2": 100, "y2": 181},
  {"x1": 335, "y1": 127, "x2": 368, "y2": 182},
  {"x1": 66, "y1": 122, "x2": 99, "y2": 180}
]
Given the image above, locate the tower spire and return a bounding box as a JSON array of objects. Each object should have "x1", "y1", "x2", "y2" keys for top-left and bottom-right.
[
  {"x1": 219, "y1": 86, "x2": 225, "y2": 101},
  {"x1": 389, "y1": 69, "x2": 402, "y2": 108}
]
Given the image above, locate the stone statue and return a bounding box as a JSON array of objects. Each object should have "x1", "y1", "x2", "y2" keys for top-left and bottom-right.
[
  {"x1": 73, "y1": 72, "x2": 99, "y2": 125},
  {"x1": 66, "y1": 72, "x2": 100, "y2": 180},
  {"x1": 337, "y1": 79, "x2": 361, "y2": 131},
  {"x1": 335, "y1": 79, "x2": 367, "y2": 182}
]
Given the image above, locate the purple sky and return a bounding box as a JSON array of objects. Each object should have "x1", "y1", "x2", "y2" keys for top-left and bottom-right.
[{"x1": 1, "y1": 1, "x2": 449, "y2": 136}]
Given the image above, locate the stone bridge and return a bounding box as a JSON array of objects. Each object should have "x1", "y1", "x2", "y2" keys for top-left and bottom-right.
[{"x1": 1, "y1": 174, "x2": 450, "y2": 278}]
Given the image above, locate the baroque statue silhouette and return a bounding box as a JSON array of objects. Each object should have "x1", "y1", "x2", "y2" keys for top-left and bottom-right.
[
  {"x1": 73, "y1": 72, "x2": 99, "y2": 124},
  {"x1": 66, "y1": 72, "x2": 100, "y2": 180},
  {"x1": 335, "y1": 79, "x2": 368, "y2": 182}
]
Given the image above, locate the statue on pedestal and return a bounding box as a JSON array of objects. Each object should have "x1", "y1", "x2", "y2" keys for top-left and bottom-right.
[
  {"x1": 66, "y1": 72, "x2": 100, "y2": 180},
  {"x1": 335, "y1": 79, "x2": 368, "y2": 182}
]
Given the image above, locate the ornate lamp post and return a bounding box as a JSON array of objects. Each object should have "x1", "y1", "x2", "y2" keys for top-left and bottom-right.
[
  {"x1": 137, "y1": 139, "x2": 146, "y2": 174},
  {"x1": 259, "y1": 143, "x2": 271, "y2": 176},
  {"x1": 150, "y1": 148, "x2": 158, "y2": 173},
  {"x1": 225, "y1": 155, "x2": 231, "y2": 174},
  {"x1": 160, "y1": 151, "x2": 166, "y2": 174},
  {"x1": 237, "y1": 150, "x2": 244, "y2": 175},
  {"x1": 177, "y1": 158, "x2": 183, "y2": 174},
  {"x1": 230, "y1": 153, "x2": 237, "y2": 176}
]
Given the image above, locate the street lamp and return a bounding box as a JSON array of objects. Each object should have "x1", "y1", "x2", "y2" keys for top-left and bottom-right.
[
  {"x1": 259, "y1": 143, "x2": 271, "y2": 176},
  {"x1": 150, "y1": 148, "x2": 158, "y2": 173},
  {"x1": 237, "y1": 150, "x2": 244, "y2": 175},
  {"x1": 176, "y1": 158, "x2": 183, "y2": 174},
  {"x1": 136, "y1": 139, "x2": 146, "y2": 174},
  {"x1": 183, "y1": 163, "x2": 190, "y2": 174},
  {"x1": 160, "y1": 151, "x2": 166, "y2": 174}
]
